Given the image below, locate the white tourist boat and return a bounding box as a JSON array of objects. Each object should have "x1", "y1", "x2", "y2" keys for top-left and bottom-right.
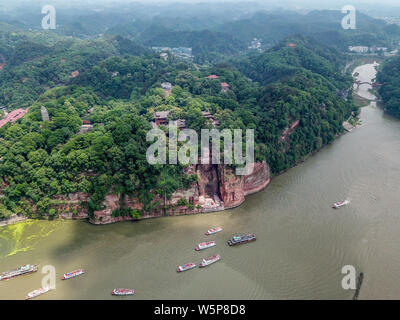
[
  {"x1": 0, "y1": 264, "x2": 38, "y2": 281},
  {"x1": 112, "y1": 288, "x2": 135, "y2": 296},
  {"x1": 61, "y1": 269, "x2": 85, "y2": 280},
  {"x1": 199, "y1": 254, "x2": 221, "y2": 267},
  {"x1": 26, "y1": 287, "x2": 51, "y2": 300},
  {"x1": 332, "y1": 199, "x2": 350, "y2": 209},
  {"x1": 205, "y1": 227, "x2": 222, "y2": 235},
  {"x1": 176, "y1": 263, "x2": 197, "y2": 272},
  {"x1": 195, "y1": 241, "x2": 216, "y2": 251}
]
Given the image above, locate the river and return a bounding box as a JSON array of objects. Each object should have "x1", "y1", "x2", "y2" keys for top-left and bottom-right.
[{"x1": 1, "y1": 62, "x2": 400, "y2": 300}]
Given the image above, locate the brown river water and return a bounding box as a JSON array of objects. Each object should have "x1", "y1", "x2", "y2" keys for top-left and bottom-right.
[{"x1": 1, "y1": 63, "x2": 400, "y2": 300}]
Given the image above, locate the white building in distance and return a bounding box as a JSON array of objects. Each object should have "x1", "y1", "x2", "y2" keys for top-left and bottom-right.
[{"x1": 348, "y1": 46, "x2": 369, "y2": 53}]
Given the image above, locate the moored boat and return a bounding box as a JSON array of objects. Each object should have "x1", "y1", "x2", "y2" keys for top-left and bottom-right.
[
  {"x1": 61, "y1": 269, "x2": 85, "y2": 280},
  {"x1": 199, "y1": 254, "x2": 221, "y2": 267},
  {"x1": 195, "y1": 241, "x2": 216, "y2": 251},
  {"x1": 176, "y1": 263, "x2": 197, "y2": 272},
  {"x1": 25, "y1": 287, "x2": 50, "y2": 300},
  {"x1": 205, "y1": 227, "x2": 222, "y2": 235},
  {"x1": 0, "y1": 264, "x2": 38, "y2": 281},
  {"x1": 332, "y1": 200, "x2": 350, "y2": 209},
  {"x1": 112, "y1": 288, "x2": 135, "y2": 296},
  {"x1": 227, "y1": 234, "x2": 256, "y2": 246}
]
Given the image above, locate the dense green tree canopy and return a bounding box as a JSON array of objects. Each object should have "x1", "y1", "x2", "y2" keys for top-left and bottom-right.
[
  {"x1": 378, "y1": 56, "x2": 400, "y2": 118},
  {"x1": 0, "y1": 29, "x2": 356, "y2": 220}
]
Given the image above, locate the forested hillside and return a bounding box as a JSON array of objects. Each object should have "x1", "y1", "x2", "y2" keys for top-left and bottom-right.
[
  {"x1": 230, "y1": 36, "x2": 356, "y2": 172},
  {"x1": 106, "y1": 9, "x2": 400, "y2": 63},
  {"x1": 377, "y1": 56, "x2": 400, "y2": 118},
  {"x1": 1, "y1": 4, "x2": 399, "y2": 64},
  {"x1": 0, "y1": 30, "x2": 150, "y2": 109},
  {"x1": 214, "y1": 10, "x2": 400, "y2": 51},
  {"x1": 0, "y1": 29, "x2": 356, "y2": 220}
]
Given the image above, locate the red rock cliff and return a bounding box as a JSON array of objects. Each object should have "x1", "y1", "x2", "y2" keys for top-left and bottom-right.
[
  {"x1": 54, "y1": 162, "x2": 270, "y2": 225},
  {"x1": 219, "y1": 161, "x2": 270, "y2": 209}
]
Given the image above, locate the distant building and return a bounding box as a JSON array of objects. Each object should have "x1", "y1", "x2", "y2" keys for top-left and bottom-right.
[
  {"x1": 348, "y1": 46, "x2": 369, "y2": 53},
  {"x1": 160, "y1": 53, "x2": 168, "y2": 61},
  {"x1": 0, "y1": 63, "x2": 5, "y2": 71},
  {"x1": 249, "y1": 38, "x2": 262, "y2": 52},
  {"x1": 152, "y1": 47, "x2": 193, "y2": 60},
  {"x1": 385, "y1": 49, "x2": 399, "y2": 57},
  {"x1": 202, "y1": 111, "x2": 220, "y2": 127},
  {"x1": 161, "y1": 82, "x2": 173, "y2": 90},
  {"x1": 202, "y1": 111, "x2": 214, "y2": 120},
  {"x1": 41, "y1": 106, "x2": 49, "y2": 122},
  {"x1": 82, "y1": 120, "x2": 92, "y2": 124},
  {"x1": 111, "y1": 71, "x2": 119, "y2": 78},
  {"x1": 71, "y1": 70, "x2": 80, "y2": 78},
  {"x1": 153, "y1": 111, "x2": 218, "y2": 129},
  {"x1": 161, "y1": 82, "x2": 173, "y2": 96},
  {"x1": 207, "y1": 75, "x2": 219, "y2": 79},
  {"x1": 287, "y1": 43, "x2": 297, "y2": 48},
  {"x1": 78, "y1": 124, "x2": 93, "y2": 135},
  {"x1": 0, "y1": 108, "x2": 29, "y2": 128},
  {"x1": 369, "y1": 46, "x2": 388, "y2": 54},
  {"x1": 221, "y1": 82, "x2": 230, "y2": 92},
  {"x1": 171, "y1": 119, "x2": 186, "y2": 129},
  {"x1": 154, "y1": 111, "x2": 170, "y2": 126}
]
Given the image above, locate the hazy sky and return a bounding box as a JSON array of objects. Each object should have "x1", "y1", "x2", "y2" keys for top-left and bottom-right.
[
  {"x1": 4, "y1": 0, "x2": 400, "y2": 5},
  {"x1": 2, "y1": 0, "x2": 400, "y2": 12},
  {"x1": 80, "y1": 0, "x2": 400, "y2": 5}
]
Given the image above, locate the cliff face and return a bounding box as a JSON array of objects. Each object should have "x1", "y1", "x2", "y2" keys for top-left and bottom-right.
[
  {"x1": 219, "y1": 161, "x2": 271, "y2": 209},
  {"x1": 54, "y1": 192, "x2": 89, "y2": 220},
  {"x1": 96, "y1": 162, "x2": 269, "y2": 224},
  {"x1": 53, "y1": 162, "x2": 270, "y2": 225}
]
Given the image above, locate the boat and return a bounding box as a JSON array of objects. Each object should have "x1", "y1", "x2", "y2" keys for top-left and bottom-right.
[
  {"x1": 112, "y1": 288, "x2": 135, "y2": 296},
  {"x1": 205, "y1": 227, "x2": 222, "y2": 235},
  {"x1": 332, "y1": 200, "x2": 350, "y2": 209},
  {"x1": 25, "y1": 287, "x2": 51, "y2": 300},
  {"x1": 199, "y1": 254, "x2": 221, "y2": 267},
  {"x1": 61, "y1": 269, "x2": 85, "y2": 280},
  {"x1": 227, "y1": 234, "x2": 256, "y2": 246},
  {"x1": 195, "y1": 241, "x2": 216, "y2": 251},
  {"x1": 176, "y1": 263, "x2": 197, "y2": 272},
  {"x1": 0, "y1": 264, "x2": 38, "y2": 281}
]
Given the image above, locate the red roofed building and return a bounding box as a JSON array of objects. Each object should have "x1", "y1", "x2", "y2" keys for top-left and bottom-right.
[
  {"x1": 82, "y1": 120, "x2": 92, "y2": 124},
  {"x1": 71, "y1": 70, "x2": 80, "y2": 78},
  {"x1": 221, "y1": 82, "x2": 230, "y2": 92},
  {"x1": 287, "y1": 43, "x2": 297, "y2": 48},
  {"x1": 0, "y1": 108, "x2": 29, "y2": 128},
  {"x1": 0, "y1": 63, "x2": 5, "y2": 71},
  {"x1": 154, "y1": 111, "x2": 170, "y2": 126},
  {"x1": 207, "y1": 75, "x2": 219, "y2": 79}
]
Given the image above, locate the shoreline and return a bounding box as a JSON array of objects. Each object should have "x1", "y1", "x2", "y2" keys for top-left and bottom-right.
[
  {"x1": 0, "y1": 215, "x2": 29, "y2": 227},
  {"x1": 1, "y1": 64, "x2": 371, "y2": 228}
]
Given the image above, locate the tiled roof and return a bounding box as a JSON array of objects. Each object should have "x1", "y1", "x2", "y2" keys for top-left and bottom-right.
[
  {"x1": 155, "y1": 111, "x2": 170, "y2": 119},
  {"x1": 0, "y1": 108, "x2": 29, "y2": 128}
]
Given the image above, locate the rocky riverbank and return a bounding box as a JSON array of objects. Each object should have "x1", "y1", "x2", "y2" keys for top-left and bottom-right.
[
  {"x1": 0, "y1": 214, "x2": 28, "y2": 227},
  {"x1": 4, "y1": 161, "x2": 270, "y2": 226},
  {"x1": 89, "y1": 161, "x2": 271, "y2": 224}
]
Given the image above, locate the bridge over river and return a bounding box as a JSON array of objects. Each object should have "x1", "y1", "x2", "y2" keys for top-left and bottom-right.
[{"x1": 354, "y1": 80, "x2": 381, "y2": 89}]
